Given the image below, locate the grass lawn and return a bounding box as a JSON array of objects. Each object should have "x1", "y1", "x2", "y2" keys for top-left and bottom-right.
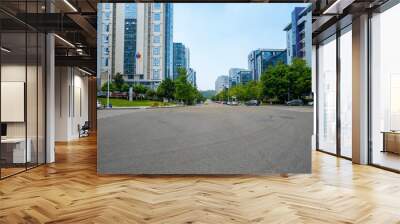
[{"x1": 98, "y1": 98, "x2": 175, "y2": 107}]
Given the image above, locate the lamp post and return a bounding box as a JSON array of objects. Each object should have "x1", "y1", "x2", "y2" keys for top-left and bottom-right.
[{"x1": 107, "y1": 71, "x2": 110, "y2": 108}]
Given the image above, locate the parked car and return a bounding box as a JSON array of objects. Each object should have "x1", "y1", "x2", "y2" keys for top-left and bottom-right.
[
  {"x1": 227, "y1": 101, "x2": 232, "y2": 105},
  {"x1": 222, "y1": 101, "x2": 228, "y2": 104},
  {"x1": 286, "y1": 99, "x2": 304, "y2": 106},
  {"x1": 231, "y1": 101, "x2": 239, "y2": 106},
  {"x1": 307, "y1": 101, "x2": 314, "y2": 106},
  {"x1": 245, "y1": 100, "x2": 260, "y2": 106}
]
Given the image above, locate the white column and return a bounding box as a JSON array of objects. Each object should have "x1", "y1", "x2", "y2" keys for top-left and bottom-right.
[
  {"x1": 46, "y1": 33, "x2": 55, "y2": 163},
  {"x1": 352, "y1": 14, "x2": 369, "y2": 164},
  {"x1": 311, "y1": 45, "x2": 317, "y2": 150}
]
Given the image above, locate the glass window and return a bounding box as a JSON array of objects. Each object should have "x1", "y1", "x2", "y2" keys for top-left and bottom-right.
[
  {"x1": 154, "y1": 24, "x2": 160, "y2": 32},
  {"x1": 371, "y1": 4, "x2": 400, "y2": 171},
  {"x1": 153, "y1": 47, "x2": 160, "y2": 55},
  {"x1": 153, "y1": 3, "x2": 161, "y2": 10},
  {"x1": 317, "y1": 35, "x2": 337, "y2": 155},
  {"x1": 153, "y1": 69, "x2": 160, "y2": 80},
  {"x1": 340, "y1": 27, "x2": 352, "y2": 158},
  {"x1": 0, "y1": 5, "x2": 45, "y2": 178},
  {"x1": 153, "y1": 36, "x2": 160, "y2": 44},
  {"x1": 153, "y1": 58, "x2": 160, "y2": 66},
  {"x1": 1, "y1": 32, "x2": 27, "y2": 177},
  {"x1": 153, "y1": 13, "x2": 160, "y2": 21}
]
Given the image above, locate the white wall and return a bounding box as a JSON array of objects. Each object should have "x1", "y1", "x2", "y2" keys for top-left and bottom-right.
[
  {"x1": 311, "y1": 45, "x2": 317, "y2": 150},
  {"x1": 55, "y1": 67, "x2": 89, "y2": 141}
]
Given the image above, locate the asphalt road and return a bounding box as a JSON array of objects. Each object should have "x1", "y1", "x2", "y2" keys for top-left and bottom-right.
[{"x1": 97, "y1": 103, "x2": 313, "y2": 174}]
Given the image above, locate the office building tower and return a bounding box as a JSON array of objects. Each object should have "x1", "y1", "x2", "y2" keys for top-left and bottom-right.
[
  {"x1": 238, "y1": 70, "x2": 252, "y2": 85},
  {"x1": 228, "y1": 68, "x2": 243, "y2": 87},
  {"x1": 284, "y1": 6, "x2": 312, "y2": 66},
  {"x1": 173, "y1": 42, "x2": 190, "y2": 80},
  {"x1": 215, "y1": 75, "x2": 229, "y2": 93},
  {"x1": 248, "y1": 49, "x2": 287, "y2": 81},
  {"x1": 97, "y1": 3, "x2": 113, "y2": 88},
  {"x1": 187, "y1": 68, "x2": 197, "y2": 87},
  {"x1": 135, "y1": 3, "x2": 173, "y2": 89},
  {"x1": 123, "y1": 4, "x2": 137, "y2": 80}
]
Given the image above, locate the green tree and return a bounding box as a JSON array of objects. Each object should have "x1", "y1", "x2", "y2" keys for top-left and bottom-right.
[
  {"x1": 133, "y1": 84, "x2": 148, "y2": 94},
  {"x1": 113, "y1": 73, "x2": 125, "y2": 91},
  {"x1": 260, "y1": 62, "x2": 290, "y2": 103},
  {"x1": 145, "y1": 89, "x2": 157, "y2": 100},
  {"x1": 121, "y1": 83, "x2": 130, "y2": 93},
  {"x1": 289, "y1": 58, "x2": 311, "y2": 100},
  {"x1": 260, "y1": 58, "x2": 311, "y2": 104},
  {"x1": 101, "y1": 81, "x2": 116, "y2": 92},
  {"x1": 174, "y1": 68, "x2": 195, "y2": 105},
  {"x1": 157, "y1": 78, "x2": 175, "y2": 101}
]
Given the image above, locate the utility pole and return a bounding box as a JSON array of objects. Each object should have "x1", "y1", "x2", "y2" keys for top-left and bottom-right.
[{"x1": 107, "y1": 72, "x2": 110, "y2": 108}]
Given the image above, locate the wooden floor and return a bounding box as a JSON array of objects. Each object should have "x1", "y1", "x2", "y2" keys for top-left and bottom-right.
[{"x1": 1, "y1": 135, "x2": 400, "y2": 223}]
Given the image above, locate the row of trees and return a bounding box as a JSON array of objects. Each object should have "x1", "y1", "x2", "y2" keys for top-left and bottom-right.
[
  {"x1": 212, "y1": 58, "x2": 311, "y2": 104},
  {"x1": 101, "y1": 68, "x2": 205, "y2": 105}
]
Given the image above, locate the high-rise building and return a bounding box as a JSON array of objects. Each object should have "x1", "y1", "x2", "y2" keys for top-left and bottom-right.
[
  {"x1": 228, "y1": 68, "x2": 243, "y2": 87},
  {"x1": 187, "y1": 68, "x2": 197, "y2": 87},
  {"x1": 97, "y1": 3, "x2": 126, "y2": 88},
  {"x1": 135, "y1": 3, "x2": 173, "y2": 89},
  {"x1": 123, "y1": 4, "x2": 137, "y2": 80},
  {"x1": 248, "y1": 49, "x2": 287, "y2": 81},
  {"x1": 111, "y1": 4, "x2": 125, "y2": 77},
  {"x1": 97, "y1": 3, "x2": 113, "y2": 88},
  {"x1": 98, "y1": 3, "x2": 173, "y2": 89},
  {"x1": 173, "y1": 42, "x2": 189, "y2": 80},
  {"x1": 284, "y1": 6, "x2": 312, "y2": 66},
  {"x1": 238, "y1": 70, "x2": 252, "y2": 85},
  {"x1": 215, "y1": 75, "x2": 229, "y2": 93}
]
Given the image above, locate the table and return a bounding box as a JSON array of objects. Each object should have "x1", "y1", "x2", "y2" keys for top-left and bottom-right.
[{"x1": 1, "y1": 138, "x2": 31, "y2": 163}]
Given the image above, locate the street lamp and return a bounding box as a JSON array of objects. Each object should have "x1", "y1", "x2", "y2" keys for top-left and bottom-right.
[{"x1": 107, "y1": 71, "x2": 110, "y2": 108}]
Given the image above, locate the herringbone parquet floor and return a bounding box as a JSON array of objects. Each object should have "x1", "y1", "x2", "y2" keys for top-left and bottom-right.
[{"x1": 1, "y1": 134, "x2": 400, "y2": 223}]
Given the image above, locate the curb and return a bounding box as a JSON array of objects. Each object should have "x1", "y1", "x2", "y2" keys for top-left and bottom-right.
[{"x1": 99, "y1": 105, "x2": 183, "y2": 110}]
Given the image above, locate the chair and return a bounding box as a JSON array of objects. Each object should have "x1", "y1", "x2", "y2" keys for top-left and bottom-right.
[{"x1": 78, "y1": 121, "x2": 90, "y2": 138}]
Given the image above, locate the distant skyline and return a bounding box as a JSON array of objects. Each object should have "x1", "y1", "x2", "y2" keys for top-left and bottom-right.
[{"x1": 173, "y1": 3, "x2": 310, "y2": 90}]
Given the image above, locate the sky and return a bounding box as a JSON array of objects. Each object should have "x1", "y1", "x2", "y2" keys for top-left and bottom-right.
[{"x1": 173, "y1": 3, "x2": 309, "y2": 91}]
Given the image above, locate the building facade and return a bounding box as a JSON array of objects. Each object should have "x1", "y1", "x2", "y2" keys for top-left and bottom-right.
[
  {"x1": 238, "y1": 70, "x2": 252, "y2": 85},
  {"x1": 248, "y1": 49, "x2": 287, "y2": 81},
  {"x1": 228, "y1": 68, "x2": 243, "y2": 87},
  {"x1": 187, "y1": 68, "x2": 197, "y2": 87},
  {"x1": 173, "y1": 42, "x2": 189, "y2": 80},
  {"x1": 123, "y1": 4, "x2": 137, "y2": 80},
  {"x1": 215, "y1": 76, "x2": 229, "y2": 93},
  {"x1": 284, "y1": 6, "x2": 312, "y2": 66},
  {"x1": 97, "y1": 3, "x2": 113, "y2": 88},
  {"x1": 134, "y1": 3, "x2": 173, "y2": 89}
]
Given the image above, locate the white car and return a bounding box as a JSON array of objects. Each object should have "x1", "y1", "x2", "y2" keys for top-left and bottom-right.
[{"x1": 231, "y1": 101, "x2": 239, "y2": 106}]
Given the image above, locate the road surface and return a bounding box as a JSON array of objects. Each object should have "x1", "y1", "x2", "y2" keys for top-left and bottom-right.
[{"x1": 98, "y1": 103, "x2": 313, "y2": 174}]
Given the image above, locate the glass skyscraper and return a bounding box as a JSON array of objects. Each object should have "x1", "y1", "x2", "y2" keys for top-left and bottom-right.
[
  {"x1": 173, "y1": 42, "x2": 189, "y2": 80},
  {"x1": 124, "y1": 4, "x2": 137, "y2": 80},
  {"x1": 164, "y1": 3, "x2": 174, "y2": 80}
]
